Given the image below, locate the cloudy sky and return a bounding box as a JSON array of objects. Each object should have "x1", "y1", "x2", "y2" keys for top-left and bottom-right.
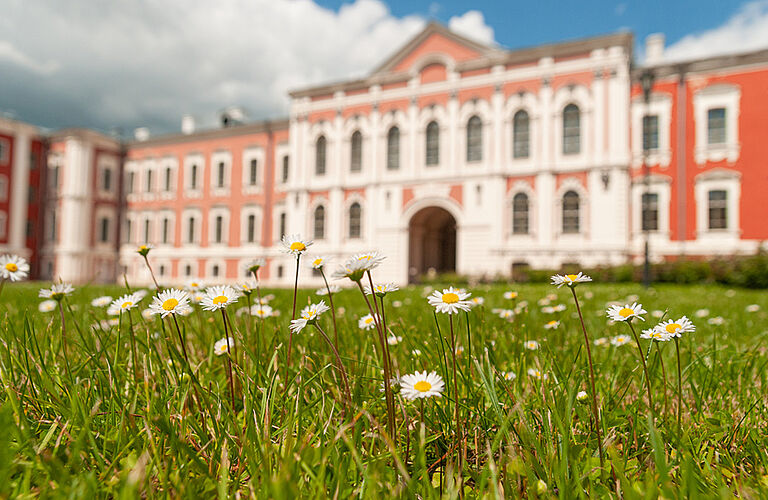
[{"x1": 1, "y1": 0, "x2": 767, "y2": 136}]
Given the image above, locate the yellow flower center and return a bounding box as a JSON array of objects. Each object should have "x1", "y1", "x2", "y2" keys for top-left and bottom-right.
[
  {"x1": 365, "y1": 317, "x2": 373, "y2": 324},
  {"x1": 313, "y1": 259, "x2": 322, "y2": 266},
  {"x1": 190, "y1": 282, "x2": 198, "y2": 287},
  {"x1": 290, "y1": 242, "x2": 306, "y2": 252},
  {"x1": 357, "y1": 255, "x2": 371, "y2": 261},
  {"x1": 442, "y1": 293, "x2": 459, "y2": 304},
  {"x1": 547, "y1": 321, "x2": 557, "y2": 326},
  {"x1": 213, "y1": 295, "x2": 228, "y2": 305},
  {"x1": 566, "y1": 274, "x2": 579, "y2": 281},
  {"x1": 619, "y1": 307, "x2": 635, "y2": 318},
  {"x1": 121, "y1": 301, "x2": 133, "y2": 309},
  {"x1": 219, "y1": 344, "x2": 228, "y2": 352},
  {"x1": 665, "y1": 323, "x2": 681, "y2": 334},
  {"x1": 508, "y1": 292, "x2": 517, "y2": 298},
  {"x1": 413, "y1": 381, "x2": 432, "y2": 392},
  {"x1": 5, "y1": 263, "x2": 18, "y2": 272},
  {"x1": 162, "y1": 298, "x2": 179, "y2": 311},
  {"x1": 139, "y1": 245, "x2": 148, "y2": 251}
]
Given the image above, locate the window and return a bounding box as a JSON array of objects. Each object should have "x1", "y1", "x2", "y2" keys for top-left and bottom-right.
[
  {"x1": 190, "y1": 164, "x2": 198, "y2": 190},
  {"x1": 187, "y1": 216, "x2": 196, "y2": 243},
  {"x1": 350, "y1": 131, "x2": 362, "y2": 172},
  {"x1": 124, "y1": 217, "x2": 131, "y2": 244},
  {"x1": 707, "y1": 108, "x2": 726, "y2": 145},
  {"x1": 313, "y1": 205, "x2": 325, "y2": 239},
  {"x1": 248, "y1": 159, "x2": 258, "y2": 186},
  {"x1": 145, "y1": 169, "x2": 153, "y2": 193},
  {"x1": 316, "y1": 136, "x2": 326, "y2": 175},
  {"x1": 216, "y1": 162, "x2": 226, "y2": 188},
  {"x1": 563, "y1": 104, "x2": 581, "y2": 155},
  {"x1": 0, "y1": 175, "x2": 8, "y2": 202},
  {"x1": 212, "y1": 265, "x2": 220, "y2": 278},
  {"x1": 143, "y1": 219, "x2": 151, "y2": 243},
  {"x1": 162, "y1": 217, "x2": 170, "y2": 244},
  {"x1": 126, "y1": 171, "x2": 134, "y2": 194},
  {"x1": 214, "y1": 215, "x2": 224, "y2": 243},
  {"x1": 247, "y1": 214, "x2": 257, "y2": 243},
  {"x1": 642, "y1": 115, "x2": 659, "y2": 152},
  {"x1": 0, "y1": 212, "x2": 5, "y2": 240},
  {"x1": 426, "y1": 121, "x2": 439, "y2": 166},
  {"x1": 282, "y1": 155, "x2": 289, "y2": 183},
  {"x1": 512, "y1": 193, "x2": 529, "y2": 235},
  {"x1": 348, "y1": 202, "x2": 362, "y2": 239},
  {"x1": 164, "y1": 167, "x2": 173, "y2": 192},
  {"x1": 99, "y1": 217, "x2": 110, "y2": 243},
  {"x1": 641, "y1": 193, "x2": 659, "y2": 231},
  {"x1": 466, "y1": 115, "x2": 482, "y2": 162},
  {"x1": 562, "y1": 191, "x2": 580, "y2": 233},
  {"x1": 279, "y1": 212, "x2": 286, "y2": 239},
  {"x1": 708, "y1": 190, "x2": 727, "y2": 229},
  {"x1": 185, "y1": 264, "x2": 192, "y2": 277},
  {"x1": 387, "y1": 126, "x2": 400, "y2": 170},
  {"x1": 513, "y1": 110, "x2": 530, "y2": 159},
  {"x1": 101, "y1": 168, "x2": 112, "y2": 191}
]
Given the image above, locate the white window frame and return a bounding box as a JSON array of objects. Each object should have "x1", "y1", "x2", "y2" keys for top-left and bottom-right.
[
  {"x1": 552, "y1": 86, "x2": 592, "y2": 168},
  {"x1": 458, "y1": 99, "x2": 492, "y2": 167},
  {"x1": 694, "y1": 168, "x2": 740, "y2": 240},
  {"x1": 159, "y1": 157, "x2": 178, "y2": 198},
  {"x1": 555, "y1": 178, "x2": 589, "y2": 239},
  {"x1": 276, "y1": 143, "x2": 290, "y2": 186},
  {"x1": 159, "y1": 211, "x2": 175, "y2": 246},
  {"x1": 207, "y1": 260, "x2": 225, "y2": 281},
  {"x1": 184, "y1": 154, "x2": 204, "y2": 198},
  {"x1": 631, "y1": 93, "x2": 672, "y2": 169},
  {"x1": 693, "y1": 84, "x2": 740, "y2": 164},
  {"x1": 96, "y1": 159, "x2": 118, "y2": 199},
  {"x1": 182, "y1": 208, "x2": 202, "y2": 245},
  {"x1": 240, "y1": 205, "x2": 262, "y2": 245},
  {"x1": 208, "y1": 207, "x2": 230, "y2": 246},
  {"x1": 507, "y1": 181, "x2": 536, "y2": 240},
  {"x1": 242, "y1": 147, "x2": 265, "y2": 194},
  {"x1": 210, "y1": 151, "x2": 232, "y2": 196},
  {"x1": 94, "y1": 207, "x2": 116, "y2": 247},
  {"x1": 630, "y1": 175, "x2": 671, "y2": 239}
]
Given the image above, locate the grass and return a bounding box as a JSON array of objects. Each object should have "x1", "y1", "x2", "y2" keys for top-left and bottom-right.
[{"x1": 1, "y1": 279, "x2": 767, "y2": 498}]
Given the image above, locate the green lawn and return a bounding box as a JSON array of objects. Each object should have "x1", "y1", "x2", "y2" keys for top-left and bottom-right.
[{"x1": 1, "y1": 280, "x2": 767, "y2": 498}]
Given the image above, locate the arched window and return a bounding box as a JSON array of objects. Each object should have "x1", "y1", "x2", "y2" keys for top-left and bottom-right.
[
  {"x1": 513, "y1": 110, "x2": 530, "y2": 159},
  {"x1": 315, "y1": 136, "x2": 326, "y2": 175},
  {"x1": 466, "y1": 115, "x2": 482, "y2": 162},
  {"x1": 426, "y1": 121, "x2": 439, "y2": 166},
  {"x1": 348, "y1": 202, "x2": 362, "y2": 239},
  {"x1": 562, "y1": 191, "x2": 580, "y2": 233},
  {"x1": 512, "y1": 193, "x2": 529, "y2": 234},
  {"x1": 386, "y1": 126, "x2": 400, "y2": 170},
  {"x1": 562, "y1": 104, "x2": 581, "y2": 155},
  {"x1": 350, "y1": 131, "x2": 362, "y2": 172},
  {"x1": 313, "y1": 205, "x2": 325, "y2": 239}
]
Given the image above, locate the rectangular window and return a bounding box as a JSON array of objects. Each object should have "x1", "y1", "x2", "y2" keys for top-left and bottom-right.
[
  {"x1": 707, "y1": 108, "x2": 726, "y2": 145},
  {"x1": 708, "y1": 190, "x2": 727, "y2": 229},
  {"x1": 162, "y1": 218, "x2": 170, "y2": 244},
  {"x1": 249, "y1": 159, "x2": 258, "y2": 186},
  {"x1": 217, "y1": 162, "x2": 226, "y2": 188},
  {"x1": 164, "y1": 167, "x2": 172, "y2": 192},
  {"x1": 99, "y1": 217, "x2": 110, "y2": 243},
  {"x1": 215, "y1": 215, "x2": 223, "y2": 243},
  {"x1": 124, "y1": 218, "x2": 131, "y2": 244},
  {"x1": 641, "y1": 193, "x2": 659, "y2": 231},
  {"x1": 247, "y1": 214, "x2": 256, "y2": 243},
  {"x1": 190, "y1": 165, "x2": 198, "y2": 190},
  {"x1": 102, "y1": 168, "x2": 112, "y2": 191},
  {"x1": 279, "y1": 212, "x2": 286, "y2": 239},
  {"x1": 187, "y1": 217, "x2": 196, "y2": 243},
  {"x1": 126, "y1": 171, "x2": 134, "y2": 194},
  {"x1": 145, "y1": 170, "x2": 153, "y2": 193},
  {"x1": 143, "y1": 219, "x2": 151, "y2": 242},
  {"x1": 642, "y1": 115, "x2": 659, "y2": 151},
  {"x1": 282, "y1": 155, "x2": 289, "y2": 183}
]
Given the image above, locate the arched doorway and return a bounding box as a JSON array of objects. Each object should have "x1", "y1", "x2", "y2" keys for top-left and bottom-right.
[{"x1": 408, "y1": 206, "x2": 456, "y2": 283}]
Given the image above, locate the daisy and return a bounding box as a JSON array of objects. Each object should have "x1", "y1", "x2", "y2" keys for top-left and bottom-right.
[
  {"x1": 316, "y1": 284, "x2": 341, "y2": 296},
  {"x1": 544, "y1": 320, "x2": 560, "y2": 330},
  {"x1": 246, "y1": 258, "x2": 266, "y2": 274},
  {"x1": 349, "y1": 251, "x2": 386, "y2": 270},
  {"x1": 606, "y1": 302, "x2": 647, "y2": 322},
  {"x1": 400, "y1": 371, "x2": 445, "y2": 400},
  {"x1": 541, "y1": 306, "x2": 555, "y2": 314},
  {"x1": 708, "y1": 316, "x2": 725, "y2": 326},
  {"x1": 289, "y1": 301, "x2": 330, "y2": 334},
  {"x1": 576, "y1": 390, "x2": 588, "y2": 402},
  {"x1": 186, "y1": 279, "x2": 205, "y2": 292},
  {"x1": 503, "y1": 291, "x2": 518, "y2": 300},
  {"x1": 469, "y1": 297, "x2": 485, "y2": 307},
  {"x1": 502, "y1": 371, "x2": 516, "y2": 381},
  {"x1": 214, "y1": 336, "x2": 235, "y2": 356},
  {"x1": 640, "y1": 327, "x2": 672, "y2": 342},
  {"x1": 358, "y1": 313, "x2": 379, "y2": 330},
  {"x1": 91, "y1": 295, "x2": 113, "y2": 307},
  {"x1": 392, "y1": 300, "x2": 403, "y2": 308},
  {"x1": 141, "y1": 308, "x2": 154, "y2": 320},
  {"x1": 38, "y1": 300, "x2": 57, "y2": 313},
  {"x1": 386, "y1": 335, "x2": 402, "y2": 345},
  {"x1": 251, "y1": 304, "x2": 273, "y2": 319},
  {"x1": 656, "y1": 316, "x2": 695, "y2": 338},
  {"x1": 310, "y1": 256, "x2": 329, "y2": 270},
  {"x1": 364, "y1": 282, "x2": 399, "y2": 297},
  {"x1": 137, "y1": 244, "x2": 154, "y2": 257},
  {"x1": 497, "y1": 309, "x2": 515, "y2": 320},
  {"x1": 427, "y1": 287, "x2": 472, "y2": 315},
  {"x1": 200, "y1": 285, "x2": 240, "y2": 311},
  {"x1": 611, "y1": 334, "x2": 632, "y2": 346},
  {"x1": 746, "y1": 304, "x2": 760, "y2": 313},
  {"x1": 39, "y1": 283, "x2": 74, "y2": 301},
  {"x1": 0, "y1": 254, "x2": 30, "y2": 281},
  {"x1": 593, "y1": 337, "x2": 609, "y2": 346},
  {"x1": 148, "y1": 288, "x2": 190, "y2": 317},
  {"x1": 238, "y1": 279, "x2": 258, "y2": 296},
  {"x1": 538, "y1": 298, "x2": 551, "y2": 306},
  {"x1": 107, "y1": 292, "x2": 143, "y2": 315},
  {"x1": 551, "y1": 272, "x2": 592, "y2": 288},
  {"x1": 524, "y1": 340, "x2": 540, "y2": 350},
  {"x1": 651, "y1": 310, "x2": 665, "y2": 318},
  {"x1": 695, "y1": 308, "x2": 710, "y2": 318},
  {"x1": 331, "y1": 258, "x2": 369, "y2": 282},
  {"x1": 553, "y1": 304, "x2": 566, "y2": 312},
  {"x1": 527, "y1": 368, "x2": 548, "y2": 380},
  {"x1": 280, "y1": 234, "x2": 313, "y2": 256}
]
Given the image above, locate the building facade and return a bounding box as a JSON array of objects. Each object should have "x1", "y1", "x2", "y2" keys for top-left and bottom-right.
[{"x1": 8, "y1": 23, "x2": 768, "y2": 285}]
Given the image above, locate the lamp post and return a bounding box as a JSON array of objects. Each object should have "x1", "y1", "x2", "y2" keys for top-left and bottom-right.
[{"x1": 640, "y1": 69, "x2": 655, "y2": 288}]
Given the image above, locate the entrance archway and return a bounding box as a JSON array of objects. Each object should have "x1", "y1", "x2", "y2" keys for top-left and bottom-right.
[{"x1": 408, "y1": 206, "x2": 456, "y2": 283}]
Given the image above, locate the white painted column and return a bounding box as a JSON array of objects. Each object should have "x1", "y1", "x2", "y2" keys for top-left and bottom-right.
[
  {"x1": 58, "y1": 138, "x2": 94, "y2": 281},
  {"x1": 8, "y1": 131, "x2": 31, "y2": 256}
]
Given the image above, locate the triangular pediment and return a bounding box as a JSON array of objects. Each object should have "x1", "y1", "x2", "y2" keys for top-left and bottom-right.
[{"x1": 370, "y1": 22, "x2": 498, "y2": 76}]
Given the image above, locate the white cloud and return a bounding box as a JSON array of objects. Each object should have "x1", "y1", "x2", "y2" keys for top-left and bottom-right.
[
  {"x1": 0, "y1": 0, "x2": 494, "y2": 134},
  {"x1": 448, "y1": 10, "x2": 495, "y2": 46},
  {"x1": 662, "y1": 0, "x2": 768, "y2": 63}
]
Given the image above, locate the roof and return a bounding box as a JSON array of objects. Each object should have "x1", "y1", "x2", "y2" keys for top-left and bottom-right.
[
  {"x1": 634, "y1": 46, "x2": 768, "y2": 80},
  {"x1": 126, "y1": 118, "x2": 290, "y2": 148}
]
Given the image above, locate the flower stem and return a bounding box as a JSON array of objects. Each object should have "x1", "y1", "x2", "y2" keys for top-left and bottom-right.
[
  {"x1": 674, "y1": 337, "x2": 683, "y2": 435},
  {"x1": 171, "y1": 314, "x2": 190, "y2": 366},
  {"x1": 627, "y1": 321, "x2": 655, "y2": 419},
  {"x1": 655, "y1": 342, "x2": 669, "y2": 421},
  {"x1": 128, "y1": 310, "x2": 139, "y2": 382},
  {"x1": 320, "y1": 268, "x2": 339, "y2": 350},
  {"x1": 570, "y1": 286, "x2": 604, "y2": 469},
  {"x1": 287, "y1": 255, "x2": 300, "y2": 371},
  {"x1": 142, "y1": 255, "x2": 160, "y2": 290},
  {"x1": 313, "y1": 323, "x2": 351, "y2": 412},
  {"x1": 448, "y1": 314, "x2": 463, "y2": 475},
  {"x1": 58, "y1": 301, "x2": 72, "y2": 381},
  {"x1": 222, "y1": 309, "x2": 237, "y2": 412}
]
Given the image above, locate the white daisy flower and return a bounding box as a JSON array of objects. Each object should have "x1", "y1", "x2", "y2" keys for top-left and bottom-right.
[
  {"x1": 541, "y1": 306, "x2": 555, "y2": 314},
  {"x1": 400, "y1": 371, "x2": 445, "y2": 400},
  {"x1": 411, "y1": 349, "x2": 422, "y2": 356},
  {"x1": 527, "y1": 368, "x2": 548, "y2": 380},
  {"x1": 280, "y1": 234, "x2": 313, "y2": 256},
  {"x1": 503, "y1": 291, "x2": 518, "y2": 300},
  {"x1": 246, "y1": 258, "x2": 266, "y2": 274},
  {"x1": 364, "y1": 282, "x2": 399, "y2": 297},
  {"x1": 497, "y1": 309, "x2": 515, "y2": 319},
  {"x1": 606, "y1": 302, "x2": 647, "y2": 322},
  {"x1": 386, "y1": 335, "x2": 402, "y2": 345},
  {"x1": 469, "y1": 296, "x2": 485, "y2": 307},
  {"x1": 611, "y1": 334, "x2": 632, "y2": 346},
  {"x1": 524, "y1": 340, "x2": 540, "y2": 350},
  {"x1": 349, "y1": 251, "x2": 386, "y2": 271},
  {"x1": 625, "y1": 294, "x2": 639, "y2": 303},
  {"x1": 640, "y1": 327, "x2": 672, "y2": 342},
  {"x1": 200, "y1": 285, "x2": 240, "y2": 311},
  {"x1": 309, "y1": 256, "x2": 329, "y2": 270},
  {"x1": 576, "y1": 390, "x2": 588, "y2": 402},
  {"x1": 544, "y1": 320, "x2": 560, "y2": 330},
  {"x1": 107, "y1": 292, "x2": 143, "y2": 315},
  {"x1": 0, "y1": 254, "x2": 30, "y2": 281},
  {"x1": 546, "y1": 293, "x2": 558, "y2": 301},
  {"x1": 392, "y1": 300, "x2": 403, "y2": 308},
  {"x1": 358, "y1": 313, "x2": 379, "y2": 330},
  {"x1": 656, "y1": 316, "x2": 695, "y2": 338},
  {"x1": 695, "y1": 308, "x2": 710, "y2": 318},
  {"x1": 214, "y1": 336, "x2": 235, "y2": 356},
  {"x1": 91, "y1": 296, "x2": 113, "y2": 307},
  {"x1": 553, "y1": 304, "x2": 566, "y2": 312},
  {"x1": 134, "y1": 290, "x2": 149, "y2": 300},
  {"x1": 185, "y1": 279, "x2": 205, "y2": 292},
  {"x1": 427, "y1": 287, "x2": 472, "y2": 315},
  {"x1": 331, "y1": 258, "x2": 370, "y2": 282},
  {"x1": 141, "y1": 308, "x2": 154, "y2": 320},
  {"x1": 593, "y1": 337, "x2": 609, "y2": 346},
  {"x1": 746, "y1": 304, "x2": 760, "y2": 313},
  {"x1": 39, "y1": 283, "x2": 75, "y2": 301},
  {"x1": 148, "y1": 288, "x2": 190, "y2": 317},
  {"x1": 251, "y1": 304, "x2": 273, "y2": 319},
  {"x1": 239, "y1": 279, "x2": 258, "y2": 296},
  {"x1": 316, "y1": 284, "x2": 341, "y2": 296},
  {"x1": 550, "y1": 272, "x2": 592, "y2": 288},
  {"x1": 38, "y1": 300, "x2": 57, "y2": 313},
  {"x1": 289, "y1": 301, "x2": 330, "y2": 334},
  {"x1": 177, "y1": 305, "x2": 194, "y2": 316},
  {"x1": 651, "y1": 310, "x2": 665, "y2": 318},
  {"x1": 538, "y1": 298, "x2": 551, "y2": 306},
  {"x1": 502, "y1": 371, "x2": 516, "y2": 381},
  {"x1": 708, "y1": 316, "x2": 725, "y2": 326}
]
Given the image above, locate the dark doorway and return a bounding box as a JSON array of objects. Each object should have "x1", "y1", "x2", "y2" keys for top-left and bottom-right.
[{"x1": 408, "y1": 206, "x2": 456, "y2": 283}]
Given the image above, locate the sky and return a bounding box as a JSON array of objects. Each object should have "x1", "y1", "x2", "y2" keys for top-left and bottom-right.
[{"x1": 1, "y1": 0, "x2": 767, "y2": 137}]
